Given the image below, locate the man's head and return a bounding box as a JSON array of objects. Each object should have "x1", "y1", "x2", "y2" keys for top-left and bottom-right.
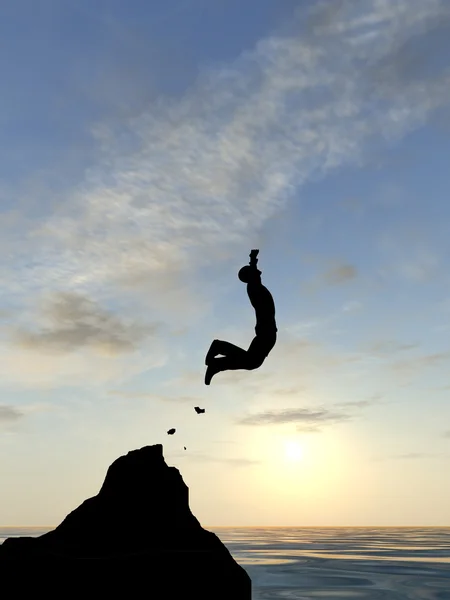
[{"x1": 238, "y1": 266, "x2": 262, "y2": 283}]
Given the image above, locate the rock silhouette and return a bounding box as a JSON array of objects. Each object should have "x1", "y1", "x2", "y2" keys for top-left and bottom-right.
[
  {"x1": 167, "y1": 428, "x2": 176, "y2": 435},
  {"x1": 194, "y1": 406, "x2": 205, "y2": 414},
  {"x1": 0, "y1": 445, "x2": 251, "y2": 599}
]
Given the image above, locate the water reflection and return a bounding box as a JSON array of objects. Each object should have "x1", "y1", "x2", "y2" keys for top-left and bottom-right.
[{"x1": 212, "y1": 527, "x2": 450, "y2": 600}]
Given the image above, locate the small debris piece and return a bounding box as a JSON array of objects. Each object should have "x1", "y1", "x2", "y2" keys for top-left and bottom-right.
[
  {"x1": 184, "y1": 447, "x2": 186, "y2": 450},
  {"x1": 194, "y1": 406, "x2": 205, "y2": 414},
  {"x1": 167, "y1": 428, "x2": 176, "y2": 435}
]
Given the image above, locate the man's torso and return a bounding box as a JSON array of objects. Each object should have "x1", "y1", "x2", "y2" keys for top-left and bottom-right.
[{"x1": 247, "y1": 282, "x2": 277, "y2": 335}]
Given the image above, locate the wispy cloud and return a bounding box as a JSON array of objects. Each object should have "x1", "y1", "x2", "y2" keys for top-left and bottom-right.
[
  {"x1": 373, "y1": 452, "x2": 447, "y2": 461},
  {"x1": 366, "y1": 340, "x2": 419, "y2": 356},
  {"x1": 334, "y1": 398, "x2": 381, "y2": 409},
  {"x1": 4, "y1": 0, "x2": 449, "y2": 296},
  {"x1": 390, "y1": 351, "x2": 450, "y2": 375},
  {"x1": 0, "y1": 405, "x2": 23, "y2": 423},
  {"x1": 1, "y1": 0, "x2": 449, "y2": 387},
  {"x1": 269, "y1": 387, "x2": 305, "y2": 397},
  {"x1": 169, "y1": 452, "x2": 260, "y2": 466},
  {"x1": 236, "y1": 407, "x2": 351, "y2": 432},
  {"x1": 0, "y1": 291, "x2": 166, "y2": 389},
  {"x1": 9, "y1": 291, "x2": 159, "y2": 356},
  {"x1": 109, "y1": 390, "x2": 200, "y2": 403},
  {"x1": 0, "y1": 336, "x2": 166, "y2": 390},
  {"x1": 324, "y1": 263, "x2": 358, "y2": 285}
]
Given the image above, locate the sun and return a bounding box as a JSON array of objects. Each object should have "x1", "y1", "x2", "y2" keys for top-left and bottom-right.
[{"x1": 284, "y1": 440, "x2": 304, "y2": 462}]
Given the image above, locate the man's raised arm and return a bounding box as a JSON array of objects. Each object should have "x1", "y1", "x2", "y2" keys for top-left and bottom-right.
[{"x1": 249, "y1": 249, "x2": 259, "y2": 270}]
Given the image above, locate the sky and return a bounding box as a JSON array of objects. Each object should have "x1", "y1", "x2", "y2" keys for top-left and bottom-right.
[{"x1": 1, "y1": 0, "x2": 450, "y2": 527}]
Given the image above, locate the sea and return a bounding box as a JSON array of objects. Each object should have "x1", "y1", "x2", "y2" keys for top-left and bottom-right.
[{"x1": 1, "y1": 527, "x2": 449, "y2": 598}]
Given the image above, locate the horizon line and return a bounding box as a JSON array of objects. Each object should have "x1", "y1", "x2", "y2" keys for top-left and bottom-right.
[{"x1": 1, "y1": 525, "x2": 450, "y2": 529}]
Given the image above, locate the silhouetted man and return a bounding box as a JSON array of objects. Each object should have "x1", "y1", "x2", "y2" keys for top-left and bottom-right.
[{"x1": 204, "y1": 249, "x2": 277, "y2": 385}]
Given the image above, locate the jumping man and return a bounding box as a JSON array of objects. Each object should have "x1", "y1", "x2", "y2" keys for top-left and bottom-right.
[{"x1": 204, "y1": 249, "x2": 277, "y2": 385}]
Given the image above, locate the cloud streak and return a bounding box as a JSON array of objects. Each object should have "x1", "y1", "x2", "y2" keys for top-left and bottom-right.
[
  {"x1": 3, "y1": 1, "x2": 449, "y2": 299},
  {"x1": 0, "y1": 0, "x2": 449, "y2": 387},
  {"x1": 373, "y1": 452, "x2": 448, "y2": 461},
  {"x1": 10, "y1": 292, "x2": 159, "y2": 356},
  {"x1": 236, "y1": 407, "x2": 351, "y2": 432},
  {"x1": 367, "y1": 340, "x2": 419, "y2": 356},
  {"x1": 109, "y1": 390, "x2": 201, "y2": 403},
  {"x1": 334, "y1": 399, "x2": 380, "y2": 409},
  {"x1": 324, "y1": 264, "x2": 357, "y2": 285},
  {"x1": 0, "y1": 405, "x2": 23, "y2": 423},
  {"x1": 169, "y1": 452, "x2": 260, "y2": 466},
  {"x1": 390, "y1": 351, "x2": 450, "y2": 375}
]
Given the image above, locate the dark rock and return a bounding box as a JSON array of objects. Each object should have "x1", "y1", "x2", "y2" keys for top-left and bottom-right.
[
  {"x1": 167, "y1": 428, "x2": 176, "y2": 435},
  {"x1": 0, "y1": 445, "x2": 251, "y2": 599},
  {"x1": 194, "y1": 407, "x2": 206, "y2": 414}
]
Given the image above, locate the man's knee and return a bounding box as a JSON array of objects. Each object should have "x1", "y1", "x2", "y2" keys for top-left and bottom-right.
[{"x1": 245, "y1": 354, "x2": 265, "y2": 370}]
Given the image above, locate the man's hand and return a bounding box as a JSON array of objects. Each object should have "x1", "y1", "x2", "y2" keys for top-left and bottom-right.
[{"x1": 249, "y1": 249, "x2": 259, "y2": 268}]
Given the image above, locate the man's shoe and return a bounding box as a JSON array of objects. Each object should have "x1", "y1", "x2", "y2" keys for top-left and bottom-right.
[{"x1": 204, "y1": 362, "x2": 216, "y2": 386}]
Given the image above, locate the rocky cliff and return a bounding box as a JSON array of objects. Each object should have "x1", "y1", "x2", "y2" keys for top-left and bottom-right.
[{"x1": 0, "y1": 444, "x2": 251, "y2": 599}]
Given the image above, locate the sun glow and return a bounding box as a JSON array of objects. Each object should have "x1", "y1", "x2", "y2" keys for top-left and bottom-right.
[{"x1": 284, "y1": 440, "x2": 304, "y2": 462}]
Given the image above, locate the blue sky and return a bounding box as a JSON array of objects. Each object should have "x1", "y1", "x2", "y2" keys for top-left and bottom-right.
[{"x1": 1, "y1": 0, "x2": 450, "y2": 527}]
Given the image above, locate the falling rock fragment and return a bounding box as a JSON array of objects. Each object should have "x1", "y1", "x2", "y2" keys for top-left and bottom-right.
[
  {"x1": 167, "y1": 428, "x2": 176, "y2": 435},
  {"x1": 194, "y1": 407, "x2": 205, "y2": 414}
]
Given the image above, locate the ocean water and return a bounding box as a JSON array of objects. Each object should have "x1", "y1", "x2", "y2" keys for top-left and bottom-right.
[{"x1": 1, "y1": 527, "x2": 449, "y2": 598}]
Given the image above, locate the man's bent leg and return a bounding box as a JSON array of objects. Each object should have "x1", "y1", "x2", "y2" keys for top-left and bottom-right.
[
  {"x1": 205, "y1": 339, "x2": 248, "y2": 365},
  {"x1": 205, "y1": 334, "x2": 276, "y2": 385},
  {"x1": 205, "y1": 340, "x2": 268, "y2": 386}
]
